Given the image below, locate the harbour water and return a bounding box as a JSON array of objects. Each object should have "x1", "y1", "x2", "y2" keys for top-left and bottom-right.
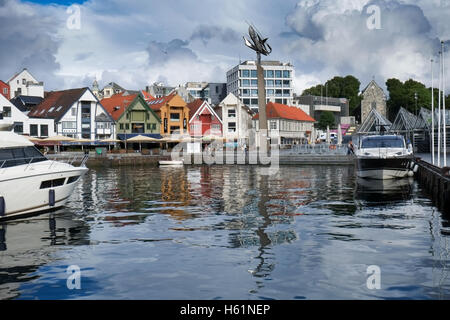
[{"x1": 1, "y1": 165, "x2": 450, "y2": 300}]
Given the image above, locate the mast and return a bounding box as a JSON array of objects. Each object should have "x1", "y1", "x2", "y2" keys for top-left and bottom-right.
[
  {"x1": 431, "y1": 58, "x2": 435, "y2": 165},
  {"x1": 438, "y1": 50, "x2": 442, "y2": 167},
  {"x1": 443, "y1": 41, "x2": 447, "y2": 167}
]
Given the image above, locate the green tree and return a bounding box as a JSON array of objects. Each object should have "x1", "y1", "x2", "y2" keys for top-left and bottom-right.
[
  {"x1": 301, "y1": 75, "x2": 361, "y2": 116},
  {"x1": 317, "y1": 111, "x2": 335, "y2": 130}
]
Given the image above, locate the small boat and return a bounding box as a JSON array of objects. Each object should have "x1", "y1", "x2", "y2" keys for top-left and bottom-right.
[
  {"x1": 355, "y1": 134, "x2": 415, "y2": 180},
  {"x1": 158, "y1": 160, "x2": 184, "y2": 166},
  {"x1": 0, "y1": 130, "x2": 88, "y2": 220}
]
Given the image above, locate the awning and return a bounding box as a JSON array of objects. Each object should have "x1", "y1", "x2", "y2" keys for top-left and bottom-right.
[{"x1": 117, "y1": 133, "x2": 162, "y2": 141}]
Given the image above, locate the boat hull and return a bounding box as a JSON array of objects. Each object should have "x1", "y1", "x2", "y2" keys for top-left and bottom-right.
[
  {"x1": 0, "y1": 166, "x2": 88, "y2": 220},
  {"x1": 356, "y1": 157, "x2": 413, "y2": 180},
  {"x1": 158, "y1": 160, "x2": 184, "y2": 166}
]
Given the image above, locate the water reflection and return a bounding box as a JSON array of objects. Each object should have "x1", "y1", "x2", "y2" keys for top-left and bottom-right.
[
  {"x1": 355, "y1": 177, "x2": 414, "y2": 204},
  {"x1": 1, "y1": 165, "x2": 450, "y2": 299}
]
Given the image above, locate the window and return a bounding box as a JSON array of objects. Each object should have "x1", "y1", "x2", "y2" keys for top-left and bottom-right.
[
  {"x1": 30, "y1": 124, "x2": 38, "y2": 136},
  {"x1": 62, "y1": 121, "x2": 76, "y2": 129},
  {"x1": 275, "y1": 70, "x2": 282, "y2": 78},
  {"x1": 40, "y1": 178, "x2": 66, "y2": 189},
  {"x1": 242, "y1": 89, "x2": 250, "y2": 96},
  {"x1": 251, "y1": 99, "x2": 258, "y2": 105},
  {"x1": 283, "y1": 89, "x2": 290, "y2": 96},
  {"x1": 243, "y1": 98, "x2": 250, "y2": 105},
  {"x1": 251, "y1": 79, "x2": 258, "y2": 87},
  {"x1": 125, "y1": 123, "x2": 130, "y2": 130},
  {"x1": 266, "y1": 70, "x2": 274, "y2": 78},
  {"x1": 120, "y1": 123, "x2": 124, "y2": 130},
  {"x1": 67, "y1": 176, "x2": 81, "y2": 184},
  {"x1": 270, "y1": 121, "x2": 277, "y2": 130},
  {"x1": 242, "y1": 79, "x2": 250, "y2": 86},
  {"x1": 251, "y1": 70, "x2": 257, "y2": 78},
  {"x1": 283, "y1": 80, "x2": 290, "y2": 86},
  {"x1": 251, "y1": 89, "x2": 258, "y2": 96},
  {"x1": 267, "y1": 89, "x2": 274, "y2": 96},
  {"x1": 147, "y1": 123, "x2": 151, "y2": 130},
  {"x1": 2, "y1": 88, "x2": 7, "y2": 95},
  {"x1": 40, "y1": 125, "x2": 48, "y2": 137},
  {"x1": 228, "y1": 109, "x2": 236, "y2": 118},
  {"x1": 152, "y1": 123, "x2": 156, "y2": 130},
  {"x1": 228, "y1": 122, "x2": 236, "y2": 133},
  {"x1": 275, "y1": 80, "x2": 282, "y2": 86},
  {"x1": 170, "y1": 113, "x2": 180, "y2": 121},
  {"x1": 266, "y1": 80, "x2": 274, "y2": 87},
  {"x1": 71, "y1": 108, "x2": 76, "y2": 116},
  {"x1": 13, "y1": 122, "x2": 23, "y2": 134},
  {"x1": 283, "y1": 70, "x2": 290, "y2": 78},
  {"x1": 3, "y1": 107, "x2": 11, "y2": 117},
  {"x1": 275, "y1": 89, "x2": 282, "y2": 96},
  {"x1": 22, "y1": 79, "x2": 26, "y2": 85},
  {"x1": 0, "y1": 146, "x2": 47, "y2": 168},
  {"x1": 242, "y1": 70, "x2": 250, "y2": 77}
]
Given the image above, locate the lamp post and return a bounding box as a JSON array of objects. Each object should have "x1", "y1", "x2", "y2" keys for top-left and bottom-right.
[{"x1": 414, "y1": 92, "x2": 418, "y2": 116}]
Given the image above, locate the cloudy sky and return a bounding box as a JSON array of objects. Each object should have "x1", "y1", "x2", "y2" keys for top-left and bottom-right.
[{"x1": 0, "y1": 0, "x2": 449, "y2": 94}]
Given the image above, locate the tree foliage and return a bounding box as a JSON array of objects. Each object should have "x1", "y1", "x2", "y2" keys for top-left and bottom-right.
[
  {"x1": 317, "y1": 111, "x2": 335, "y2": 130},
  {"x1": 301, "y1": 75, "x2": 361, "y2": 116}
]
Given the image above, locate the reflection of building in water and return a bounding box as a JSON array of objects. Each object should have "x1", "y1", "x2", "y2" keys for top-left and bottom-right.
[
  {"x1": 221, "y1": 167, "x2": 253, "y2": 214},
  {"x1": 159, "y1": 167, "x2": 193, "y2": 220},
  {"x1": 0, "y1": 215, "x2": 90, "y2": 299}
]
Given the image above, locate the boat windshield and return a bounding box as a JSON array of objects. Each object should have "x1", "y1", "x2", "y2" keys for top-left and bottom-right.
[
  {"x1": 0, "y1": 146, "x2": 48, "y2": 168},
  {"x1": 361, "y1": 136, "x2": 405, "y2": 149}
]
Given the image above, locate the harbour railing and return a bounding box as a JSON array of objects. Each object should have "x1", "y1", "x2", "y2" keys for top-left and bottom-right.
[{"x1": 280, "y1": 144, "x2": 349, "y2": 155}]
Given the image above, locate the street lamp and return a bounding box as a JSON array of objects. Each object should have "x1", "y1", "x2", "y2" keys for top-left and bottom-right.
[{"x1": 414, "y1": 92, "x2": 418, "y2": 116}]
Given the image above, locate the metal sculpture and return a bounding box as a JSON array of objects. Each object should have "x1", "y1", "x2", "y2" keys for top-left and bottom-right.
[{"x1": 243, "y1": 25, "x2": 272, "y2": 57}]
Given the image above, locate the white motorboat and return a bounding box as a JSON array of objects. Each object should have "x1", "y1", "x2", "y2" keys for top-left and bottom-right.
[
  {"x1": 158, "y1": 160, "x2": 184, "y2": 166},
  {"x1": 355, "y1": 134, "x2": 415, "y2": 180},
  {"x1": 0, "y1": 130, "x2": 88, "y2": 220}
]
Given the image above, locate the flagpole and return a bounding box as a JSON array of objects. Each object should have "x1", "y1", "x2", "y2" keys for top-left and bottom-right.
[
  {"x1": 432, "y1": 58, "x2": 435, "y2": 165},
  {"x1": 443, "y1": 41, "x2": 447, "y2": 167},
  {"x1": 438, "y1": 50, "x2": 442, "y2": 167}
]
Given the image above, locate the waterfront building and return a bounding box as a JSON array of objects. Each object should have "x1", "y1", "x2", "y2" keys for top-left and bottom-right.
[
  {"x1": 147, "y1": 93, "x2": 190, "y2": 135},
  {"x1": 360, "y1": 80, "x2": 387, "y2": 124},
  {"x1": 185, "y1": 82, "x2": 227, "y2": 106},
  {"x1": 186, "y1": 99, "x2": 222, "y2": 137},
  {"x1": 101, "y1": 93, "x2": 161, "y2": 140},
  {"x1": 92, "y1": 80, "x2": 140, "y2": 100},
  {"x1": 0, "y1": 94, "x2": 55, "y2": 137},
  {"x1": 215, "y1": 93, "x2": 254, "y2": 147},
  {"x1": 7, "y1": 68, "x2": 44, "y2": 98},
  {"x1": 292, "y1": 94, "x2": 349, "y2": 125},
  {"x1": 145, "y1": 82, "x2": 175, "y2": 98},
  {"x1": 226, "y1": 60, "x2": 294, "y2": 112},
  {"x1": 0, "y1": 80, "x2": 10, "y2": 99},
  {"x1": 252, "y1": 101, "x2": 316, "y2": 145},
  {"x1": 29, "y1": 87, "x2": 116, "y2": 140}
]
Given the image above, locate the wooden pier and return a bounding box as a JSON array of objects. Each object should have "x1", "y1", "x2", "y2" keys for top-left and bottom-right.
[{"x1": 415, "y1": 158, "x2": 450, "y2": 214}]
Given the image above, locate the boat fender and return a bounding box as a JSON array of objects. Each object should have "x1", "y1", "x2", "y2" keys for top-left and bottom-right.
[
  {"x1": 408, "y1": 171, "x2": 414, "y2": 177},
  {"x1": 413, "y1": 164, "x2": 419, "y2": 173},
  {"x1": 49, "y1": 190, "x2": 55, "y2": 207},
  {"x1": 410, "y1": 161, "x2": 415, "y2": 169},
  {"x1": 0, "y1": 197, "x2": 4, "y2": 216}
]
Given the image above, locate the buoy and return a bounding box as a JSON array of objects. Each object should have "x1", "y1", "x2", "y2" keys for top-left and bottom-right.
[
  {"x1": 410, "y1": 161, "x2": 415, "y2": 169},
  {"x1": 413, "y1": 164, "x2": 419, "y2": 173},
  {"x1": 49, "y1": 190, "x2": 55, "y2": 207},
  {"x1": 0, "y1": 197, "x2": 4, "y2": 216}
]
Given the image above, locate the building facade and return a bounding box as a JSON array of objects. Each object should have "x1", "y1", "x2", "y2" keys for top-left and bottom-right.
[
  {"x1": 0, "y1": 80, "x2": 10, "y2": 99},
  {"x1": 101, "y1": 93, "x2": 161, "y2": 140},
  {"x1": 145, "y1": 82, "x2": 175, "y2": 98},
  {"x1": 216, "y1": 93, "x2": 254, "y2": 146},
  {"x1": 185, "y1": 82, "x2": 227, "y2": 106},
  {"x1": 7, "y1": 68, "x2": 44, "y2": 98},
  {"x1": 187, "y1": 99, "x2": 222, "y2": 137},
  {"x1": 29, "y1": 87, "x2": 115, "y2": 140},
  {"x1": 361, "y1": 80, "x2": 387, "y2": 123},
  {"x1": 226, "y1": 60, "x2": 294, "y2": 112},
  {"x1": 147, "y1": 93, "x2": 190, "y2": 135},
  {"x1": 293, "y1": 94, "x2": 349, "y2": 125},
  {"x1": 253, "y1": 102, "x2": 316, "y2": 145},
  {"x1": 0, "y1": 94, "x2": 54, "y2": 137}
]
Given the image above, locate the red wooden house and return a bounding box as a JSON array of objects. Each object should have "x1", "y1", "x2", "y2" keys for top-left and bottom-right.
[{"x1": 187, "y1": 99, "x2": 223, "y2": 137}]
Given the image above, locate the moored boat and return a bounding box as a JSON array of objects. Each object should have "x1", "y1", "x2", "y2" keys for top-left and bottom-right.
[
  {"x1": 0, "y1": 130, "x2": 88, "y2": 220},
  {"x1": 355, "y1": 134, "x2": 415, "y2": 180},
  {"x1": 158, "y1": 160, "x2": 184, "y2": 166}
]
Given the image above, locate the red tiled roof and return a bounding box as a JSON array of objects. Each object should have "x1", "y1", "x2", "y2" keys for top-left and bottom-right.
[
  {"x1": 101, "y1": 93, "x2": 138, "y2": 121},
  {"x1": 147, "y1": 92, "x2": 176, "y2": 111},
  {"x1": 252, "y1": 102, "x2": 316, "y2": 122},
  {"x1": 141, "y1": 90, "x2": 154, "y2": 101},
  {"x1": 186, "y1": 99, "x2": 205, "y2": 119},
  {"x1": 29, "y1": 88, "x2": 87, "y2": 120}
]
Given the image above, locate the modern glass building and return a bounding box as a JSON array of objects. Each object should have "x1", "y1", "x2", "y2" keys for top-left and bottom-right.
[{"x1": 226, "y1": 60, "x2": 294, "y2": 113}]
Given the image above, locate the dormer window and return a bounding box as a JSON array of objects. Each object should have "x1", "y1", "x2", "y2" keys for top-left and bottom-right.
[{"x1": 56, "y1": 106, "x2": 63, "y2": 112}]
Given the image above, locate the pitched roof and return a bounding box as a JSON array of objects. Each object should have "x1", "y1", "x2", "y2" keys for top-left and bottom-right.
[
  {"x1": 252, "y1": 102, "x2": 316, "y2": 122},
  {"x1": 147, "y1": 92, "x2": 177, "y2": 111},
  {"x1": 140, "y1": 90, "x2": 155, "y2": 101},
  {"x1": 28, "y1": 88, "x2": 87, "y2": 120},
  {"x1": 10, "y1": 95, "x2": 43, "y2": 112},
  {"x1": 186, "y1": 99, "x2": 205, "y2": 119},
  {"x1": 101, "y1": 93, "x2": 138, "y2": 121}
]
